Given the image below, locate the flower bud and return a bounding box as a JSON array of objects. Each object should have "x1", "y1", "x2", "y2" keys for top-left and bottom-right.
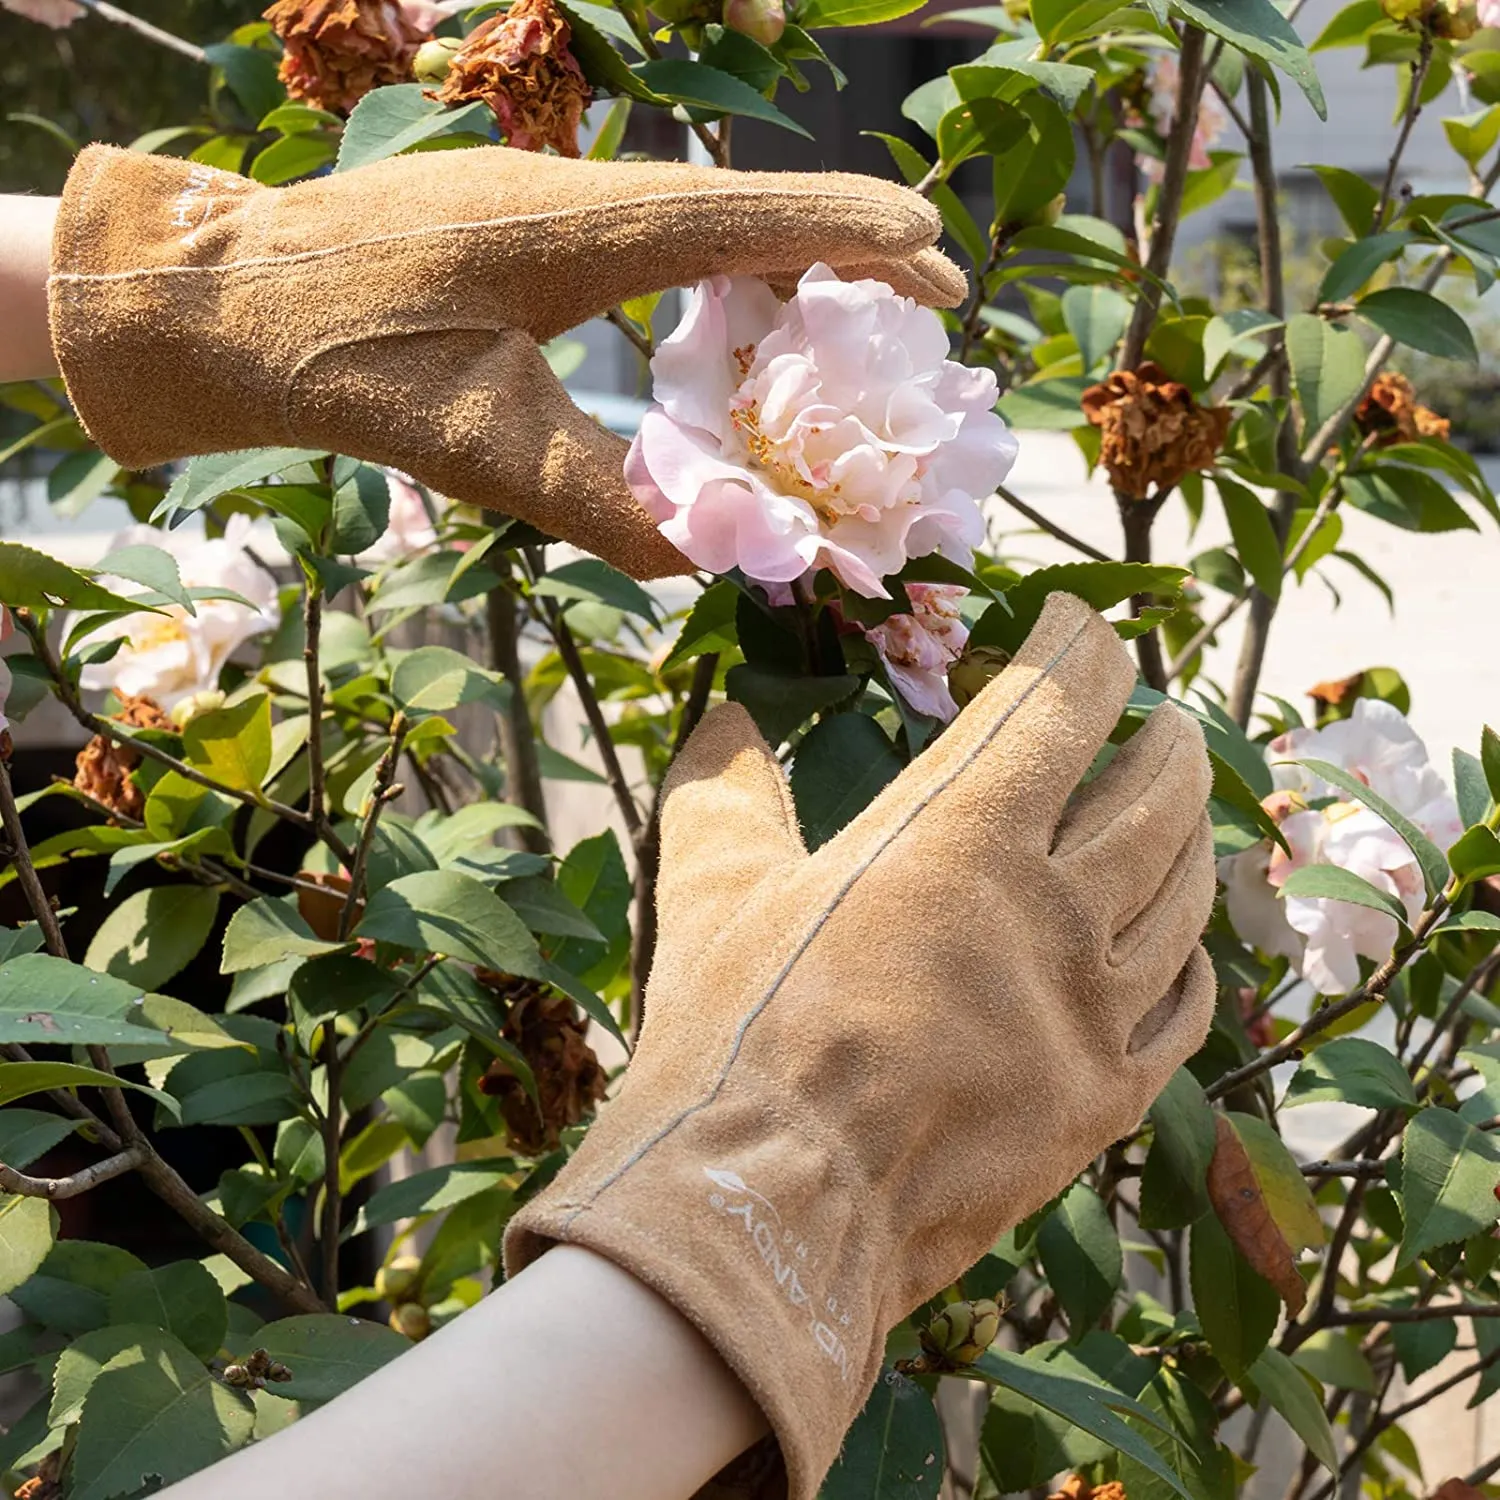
[
  {"x1": 412, "y1": 36, "x2": 461, "y2": 83},
  {"x1": 1379, "y1": 0, "x2": 1424, "y2": 18},
  {"x1": 222, "y1": 1362, "x2": 253, "y2": 1387},
  {"x1": 947, "y1": 645, "x2": 1011, "y2": 710},
  {"x1": 723, "y1": 0, "x2": 785, "y2": 45},
  {"x1": 169, "y1": 689, "x2": 225, "y2": 729},
  {"x1": 390, "y1": 1301, "x2": 432, "y2": 1340},
  {"x1": 1433, "y1": 0, "x2": 1479, "y2": 36},
  {"x1": 919, "y1": 1297, "x2": 1001, "y2": 1366},
  {"x1": 375, "y1": 1255, "x2": 424, "y2": 1305}
]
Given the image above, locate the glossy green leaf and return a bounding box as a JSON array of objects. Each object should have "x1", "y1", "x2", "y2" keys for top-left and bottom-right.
[
  {"x1": 791, "y1": 714, "x2": 903, "y2": 850},
  {"x1": 1285, "y1": 313, "x2": 1365, "y2": 436},
  {"x1": 391, "y1": 645, "x2": 511, "y2": 717},
  {"x1": 1139, "y1": 1067, "x2": 1216, "y2": 1230},
  {"x1": 822, "y1": 1373, "x2": 945, "y2": 1499},
  {"x1": 357, "y1": 870, "x2": 543, "y2": 974},
  {"x1": 1189, "y1": 1211, "x2": 1279, "y2": 1380},
  {"x1": 1357, "y1": 288, "x2": 1479, "y2": 361},
  {"x1": 632, "y1": 59, "x2": 811, "y2": 136},
  {"x1": 155, "y1": 448, "x2": 327, "y2": 524},
  {"x1": 1037, "y1": 1183, "x2": 1121, "y2": 1336},
  {"x1": 534, "y1": 558, "x2": 659, "y2": 622},
  {"x1": 1278, "y1": 862, "x2": 1410, "y2": 928},
  {"x1": 109, "y1": 1260, "x2": 229, "y2": 1362},
  {"x1": 0, "y1": 1195, "x2": 55, "y2": 1299},
  {"x1": 1397, "y1": 1107, "x2": 1500, "y2": 1266},
  {"x1": 1285, "y1": 1037, "x2": 1418, "y2": 1111},
  {"x1": 0, "y1": 1060, "x2": 180, "y2": 1117},
  {"x1": 1291, "y1": 1329, "x2": 1377, "y2": 1395},
  {"x1": 1171, "y1": 0, "x2": 1325, "y2": 118},
  {"x1": 1215, "y1": 476, "x2": 1282, "y2": 602},
  {"x1": 336, "y1": 84, "x2": 493, "y2": 171},
  {"x1": 1246, "y1": 1347, "x2": 1337, "y2": 1473},
  {"x1": 0, "y1": 541, "x2": 146, "y2": 614},
  {"x1": 85, "y1": 884, "x2": 221, "y2": 991},
  {"x1": 221, "y1": 896, "x2": 349, "y2": 974}
]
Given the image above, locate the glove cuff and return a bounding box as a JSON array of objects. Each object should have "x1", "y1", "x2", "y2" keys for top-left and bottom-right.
[
  {"x1": 48, "y1": 144, "x2": 292, "y2": 469},
  {"x1": 505, "y1": 1089, "x2": 888, "y2": 1500}
]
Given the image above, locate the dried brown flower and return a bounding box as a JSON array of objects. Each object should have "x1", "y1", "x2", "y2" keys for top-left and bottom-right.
[
  {"x1": 73, "y1": 695, "x2": 170, "y2": 822},
  {"x1": 474, "y1": 973, "x2": 607, "y2": 1154},
  {"x1": 1081, "y1": 362, "x2": 1230, "y2": 501},
  {"x1": 1308, "y1": 670, "x2": 1365, "y2": 715},
  {"x1": 13, "y1": 1451, "x2": 61, "y2": 1500},
  {"x1": 1354, "y1": 371, "x2": 1451, "y2": 447},
  {"x1": 1047, "y1": 1478, "x2": 1126, "y2": 1500},
  {"x1": 263, "y1": 0, "x2": 434, "y2": 115},
  {"x1": 428, "y1": 0, "x2": 591, "y2": 156}
]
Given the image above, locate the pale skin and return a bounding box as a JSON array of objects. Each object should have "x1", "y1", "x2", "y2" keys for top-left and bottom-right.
[{"x1": 1, "y1": 193, "x2": 769, "y2": 1497}]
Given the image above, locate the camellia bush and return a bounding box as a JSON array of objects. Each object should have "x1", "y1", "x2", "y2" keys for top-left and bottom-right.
[{"x1": 5, "y1": 0, "x2": 1500, "y2": 1495}]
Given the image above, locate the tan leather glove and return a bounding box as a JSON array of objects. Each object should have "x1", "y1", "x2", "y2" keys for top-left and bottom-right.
[
  {"x1": 47, "y1": 144, "x2": 965, "y2": 580},
  {"x1": 505, "y1": 591, "x2": 1217, "y2": 1498}
]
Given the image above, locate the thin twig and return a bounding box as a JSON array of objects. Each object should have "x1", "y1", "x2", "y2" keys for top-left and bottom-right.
[
  {"x1": 1120, "y1": 24, "x2": 1208, "y2": 368},
  {"x1": 0, "y1": 758, "x2": 68, "y2": 960},
  {"x1": 338, "y1": 715, "x2": 408, "y2": 942},
  {"x1": 0, "y1": 1148, "x2": 145, "y2": 1200},
  {"x1": 76, "y1": 0, "x2": 206, "y2": 59},
  {"x1": 994, "y1": 484, "x2": 1111, "y2": 561},
  {"x1": 486, "y1": 579, "x2": 549, "y2": 853},
  {"x1": 544, "y1": 603, "x2": 642, "y2": 840},
  {"x1": 1371, "y1": 35, "x2": 1433, "y2": 233},
  {"x1": 1322, "y1": 1302, "x2": 1500, "y2": 1326},
  {"x1": 320, "y1": 1040, "x2": 344, "y2": 1309},
  {"x1": 606, "y1": 307, "x2": 653, "y2": 362},
  {"x1": 1299, "y1": 1159, "x2": 1391, "y2": 1179}
]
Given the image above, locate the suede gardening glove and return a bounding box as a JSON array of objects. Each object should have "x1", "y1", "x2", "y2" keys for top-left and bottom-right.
[
  {"x1": 505, "y1": 591, "x2": 1217, "y2": 1500},
  {"x1": 47, "y1": 144, "x2": 966, "y2": 580}
]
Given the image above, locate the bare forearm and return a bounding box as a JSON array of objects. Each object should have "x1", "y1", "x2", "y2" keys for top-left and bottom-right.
[
  {"x1": 164, "y1": 1245, "x2": 767, "y2": 1500},
  {"x1": 1, "y1": 196, "x2": 60, "y2": 380}
]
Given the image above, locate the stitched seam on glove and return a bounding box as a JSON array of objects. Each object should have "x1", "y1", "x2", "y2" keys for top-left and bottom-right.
[
  {"x1": 560, "y1": 614, "x2": 1092, "y2": 1229},
  {"x1": 46, "y1": 186, "x2": 937, "y2": 287},
  {"x1": 279, "y1": 317, "x2": 511, "y2": 438}
]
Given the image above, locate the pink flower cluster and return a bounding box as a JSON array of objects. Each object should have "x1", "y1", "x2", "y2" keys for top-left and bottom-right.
[
  {"x1": 863, "y1": 582, "x2": 969, "y2": 722},
  {"x1": 626, "y1": 265, "x2": 1018, "y2": 600},
  {"x1": 1220, "y1": 700, "x2": 1462, "y2": 994},
  {"x1": 1481, "y1": 0, "x2": 1500, "y2": 26}
]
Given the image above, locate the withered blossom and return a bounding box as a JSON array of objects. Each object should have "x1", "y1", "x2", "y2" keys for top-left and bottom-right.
[
  {"x1": 1354, "y1": 371, "x2": 1451, "y2": 447},
  {"x1": 1081, "y1": 362, "x2": 1231, "y2": 501},
  {"x1": 428, "y1": 0, "x2": 591, "y2": 157},
  {"x1": 73, "y1": 695, "x2": 170, "y2": 823},
  {"x1": 263, "y1": 0, "x2": 434, "y2": 115}
]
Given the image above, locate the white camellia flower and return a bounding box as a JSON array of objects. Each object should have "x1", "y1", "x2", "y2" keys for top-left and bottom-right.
[
  {"x1": 625, "y1": 264, "x2": 1018, "y2": 599},
  {"x1": 65, "y1": 515, "x2": 280, "y2": 712},
  {"x1": 1220, "y1": 699, "x2": 1463, "y2": 994}
]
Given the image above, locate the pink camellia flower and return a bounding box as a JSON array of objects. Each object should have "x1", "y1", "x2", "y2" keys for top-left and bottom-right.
[
  {"x1": 864, "y1": 582, "x2": 969, "y2": 722},
  {"x1": 1219, "y1": 699, "x2": 1463, "y2": 995},
  {"x1": 1141, "y1": 54, "x2": 1227, "y2": 177},
  {"x1": 626, "y1": 264, "x2": 1019, "y2": 599},
  {"x1": 1481, "y1": 0, "x2": 1500, "y2": 26}
]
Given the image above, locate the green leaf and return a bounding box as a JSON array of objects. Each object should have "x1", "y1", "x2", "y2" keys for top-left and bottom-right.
[
  {"x1": 357, "y1": 870, "x2": 543, "y2": 974},
  {"x1": 1285, "y1": 1037, "x2": 1418, "y2": 1111},
  {"x1": 1306, "y1": 164, "x2": 1380, "y2": 236},
  {"x1": 203, "y1": 42, "x2": 285, "y2": 124},
  {"x1": 249, "y1": 1315, "x2": 410, "y2": 1403},
  {"x1": 164, "y1": 1044, "x2": 300, "y2": 1128},
  {"x1": 821, "y1": 1372, "x2": 944, "y2": 1499},
  {"x1": 1483, "y1": 725, "x2": 1500, "y2": 805},
  {"x1": 1317, "y1": 231, "x2": 1413, "y2": 305},
  {"x1": 1246, "y1": 1347, "x2": 1337, "y2": 1474},
  {"x1": 1189, "y1": 1211, "x2": 1279, "y2": 1380},
  {"x1": 1139, "y1": 1067, "x2": 1216, "y2": 1230},
  {"x1": 1444, "y1": 105, "x2": 1500, "y2": 168},
  {"x1": 1397, "y1": 1107, "x2": 1500, "y2": 1267},
  {"x1": 0, "y1": 1110, "x2": 78, "y2": 1172},
  {"x1": 534, "y1": 558, "x2": 659, "y2": 622},
  {"x1": 1203, "y1": 309, "x2": 1283, "y2": 379},
  {"x1": 972, "y1": 1349, "x2": 1190, "y2": 1500},
  {"x1": 1285, "y1": 313, "x2": 1365, "y2": 436},
  {"x1": 109, "y1": 1261, "x2": 229, "y2": 1362},
  {"x1": 0, "y1": 1061, "x2": 181, "y2": 1118},
  {"x1": 868, "y1": 131, "x2": 987, "y2": 268},
  {"x1": 791, "y1": 714, "x2": 902, "y2": 851},
  {"x1": 250, "y1": 130, "x2": 337, "y2": 184},
  {"x1": 632, "y1": 59, "x2": 812, "y2": 137},
  {"x1": 1290, "y1": 756, "x2": 1449, "y2": 899},
  {"x1": 0, "y1": 953, "x2": 148, "y2": 1047},
  {"x1": 970, "y1": 562, "x2": 1188, "y2": 656},
  {"x1": 1215, "y1": 476, "x2": 1283, "y2": 602},
  {"x1": 71, "y1": 1329, "x2": 254, "y2": 1500},
  {"x1": 798, "y1": 0, "x2": 927, "y2": 24},
  {"x1": 1393, "y1": 1316, "x2": 1458, "y2": 1380},
  {"x1": 355, "y1": 1158, "x2": 516, "y2": 1232},
  {"x1": 995, "y1": 375, "x2": 1091, "y2": 430},
  {"x1": 391, "y1": 645, "x2": 510, "y2": 717},
  {"x1": 1278, "y1": 863, "x2": 1410, "y2": 928},
  {"x1": 0, "y1": 540, "x2": 146, "y2": 614},
  {"x1": 1170, "y1": 0, "x2": 1325, "y2": 118},
  {"x1": 1447, "y1": 825, "x2": 1500, "y2": 881},
  {"x1": 0, "y1": 1195, "x2": 55, "y2": 1298},
  {"x1": 1037, "y1": 1183, "x2": 1121, "y2": 1336},
  {"x1": 11, "y1": 1240, "x2": 149, "y2": 1335},
  {"x1": 180, "y1": 694, "x2": 274, "y2": 793},
  {"x1": 725, "y1": 666, "x2": 860, "y2": 747},
  {"x1": 1291, "y1": 1329, "x2": 1376, "y2": 1395},
  {"x1": 551, "y1": 829, "x2": 632, "y2": 979},
  {"x1": 96, "y1": 544, "x2": 194, "y2": 614},
  {"x1": 1357, "y1": 288, "x2": 1479, "y2": 361},
  {"x1": 50, "y1": 1324, "x2": 166, "y2": 1427},
  {"x1": 663, "y1": 581, "x2": 740, "y2": 668},
  {"x1": 336, "y1": 85, "x2": 494, "y2": 171},
  {"x1": 501, "y1": 877, "x2": 603, "y2": 942},
  {"x1": 155, "y1": 449, "x2": 328, "y2": 524},
  {"x1": 1061, "y1": 285, "x2": 1131, "y2": 372},
  {"x1": 221, "y1": 897, "x2": 350, "y2": 974},
  {"x1": 84, "y1": 885, "x2": 221, "y2": 991}
]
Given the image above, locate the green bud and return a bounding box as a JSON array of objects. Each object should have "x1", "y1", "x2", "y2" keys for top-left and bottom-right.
[
  {"x1": 412, "y1": 37, "x2": 462, "y2": 84},
  {"x1": 724, "y1": 0, "x2": 785, "y2": 44},
  {"x1": 947, "y1": 645, "x2": 1011, "y2": 710},
  {"x1": 390, "y1": 1301, "x2": 432, "y2": 1341},
  {"x1": 375, "y1": 1255, "x2": 424, "y2": 1305},
  {"x1": 170, "y1": 689, "x2": 225, "y2": 729},
  {"x1": 920, "y1": 1298, "x2": 1001, "y2": 1366}
]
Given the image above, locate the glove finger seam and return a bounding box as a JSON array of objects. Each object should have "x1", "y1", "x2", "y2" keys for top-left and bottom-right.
[
  {"x1": 562, "y1": 611, "x2": 1093, "y2": 1227},
  {"x1": 45, "y1": 187, "x2": 939, "y2": 290}
]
